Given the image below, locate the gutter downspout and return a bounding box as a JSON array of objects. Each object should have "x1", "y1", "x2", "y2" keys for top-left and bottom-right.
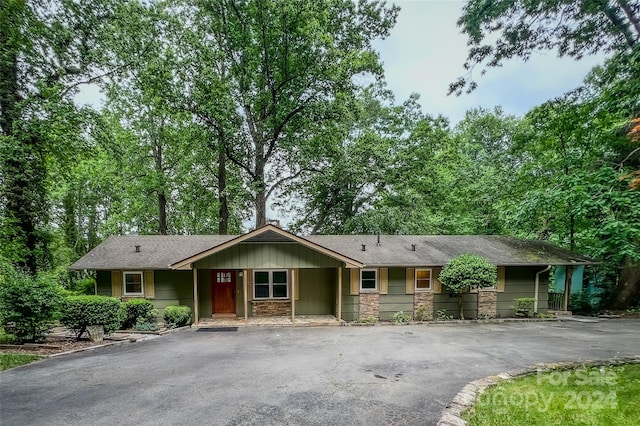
[{"x1": 535, "y1": 265, "x2": 552, "y2": 314}]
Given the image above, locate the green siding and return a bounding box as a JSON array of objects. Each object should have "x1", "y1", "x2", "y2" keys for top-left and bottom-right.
[
  {"x1": 379, "y1": 267, "x2": 413, "y2": 320},
  {"x1": 197, "y1": 271, "x2": 212, "y2": 318},
  {"x1": 153, "y1": 270, "x2": 194, "y2": 317},
  {"x1": 497, "y1": 267, "x2": 549, "y2": 317},
  {"x1": 96, "y1": 270, "x2": 111, "y2": 296},
  {"x1": 340, "y1": 268, "x2": 358, "y2": 321},
  {"x1": 434, "y1": 293, "x2": 478, "y2": 319},
  {"x1": 95, "y1": 270, "x2": 194, "y2": 318},
  {"x1": 296, "y1": 268, "x2": 335, "y2": 315},
  {"x1": 193, "y1": 242, "x2": 343, "y2": 269}
]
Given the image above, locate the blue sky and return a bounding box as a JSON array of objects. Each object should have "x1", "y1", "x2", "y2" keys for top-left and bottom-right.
[{"x1": 374, "y1": 0, "x2": 608, "y2": 124}]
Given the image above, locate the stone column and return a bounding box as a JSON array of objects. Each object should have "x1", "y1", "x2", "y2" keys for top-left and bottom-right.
[
  {"x1": 359, "y1": 292, "x2": 379, "y2": 319},
  {"x1": 478, "y1": 290, "x2": 497, "y2": 318},
  {"x1": 413, "y1": 291, "x2": 434, "y2": 320}
]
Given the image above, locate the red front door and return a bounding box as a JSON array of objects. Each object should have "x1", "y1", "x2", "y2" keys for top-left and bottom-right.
[{"x1": 212, "y1": 270, "x2": 236, "y2": 314}]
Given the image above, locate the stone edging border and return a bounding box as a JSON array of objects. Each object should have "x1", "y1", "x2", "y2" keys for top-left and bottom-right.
[{"x1": 437, "y1": 355, "x2": 640, "y2": 426}]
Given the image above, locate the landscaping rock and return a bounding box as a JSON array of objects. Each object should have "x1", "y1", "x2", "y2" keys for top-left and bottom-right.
[{"x1": 86, "y1": 325, "x2": 104, "y2": 342}]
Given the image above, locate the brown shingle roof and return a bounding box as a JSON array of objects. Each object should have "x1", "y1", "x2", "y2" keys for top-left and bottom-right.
[
  {"x1": 70, "y1": 232, "x2": 595, "y2": 270},
  {"x1": 70, "y1": 235, "x2": 236, "y2": 270},
  {"x1": 305, "y1": 235, "x2": 594, "y2": 266}
]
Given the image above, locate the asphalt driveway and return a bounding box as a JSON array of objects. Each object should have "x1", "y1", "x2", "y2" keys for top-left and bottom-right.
[{"x1": 1, "y1": 319, "x2": 639, "y2": 426}]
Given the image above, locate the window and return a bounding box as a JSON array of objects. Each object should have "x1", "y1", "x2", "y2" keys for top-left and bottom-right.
[
  {"x1": 415, "y1": 268, "x2": 432, "y2": 291},
  {"x1": 123, "y1": 272, "x2": 144, "y2": 296},
  {"x1": 360, "y1": 269, "x2": 377, "y2": 291},
  {"x1": 253, "y1": 270, "x2": 288, "y2": 299},
  {"x1": 216, "y1": 271, "x2": 232, "y2": 283}
]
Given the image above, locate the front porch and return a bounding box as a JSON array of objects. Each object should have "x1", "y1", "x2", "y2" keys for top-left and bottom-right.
[{"x1": 196, "y1": 315, "x2": 341, "y2": 328}]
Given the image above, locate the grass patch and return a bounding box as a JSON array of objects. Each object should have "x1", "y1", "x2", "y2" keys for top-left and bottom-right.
[
  {"x1": 0, "y1": 353, "x2": 43, "y2": 371},
  {"x1": 464, "y1": 363, "x2": 640, "y2": 426}
]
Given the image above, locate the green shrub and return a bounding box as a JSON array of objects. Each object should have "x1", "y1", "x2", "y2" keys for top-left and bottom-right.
[
  {"x1": 439, "y1": 254, "x2": 497, "y2": 319},
  {"x1": 354, "y1": 315, "x2": 378, "y2": 324},
  {"x1": 60, "y1": 295, "x2": 125, "y2": 340},
  {"x1": 414, "y1": 305, "x2": 433, "y2": 321},
  {"x1": 73, "y1": 277, "x2": 96, "y2": 295},
  {"x1": 512, "y1": 297, "x2": 535, "y2": 317},
  {"x1": 392, "y1": 311, "x2": 412, "y2": 324},
  {"x1": 163, "y1": 305, "x2": 192, "y2": 328},
  {"x1": 122, "y1": 299, "x2": 157, "y2": 329},
  {"x1": 133, "y1": 317, "x2": 158, "y2": 331},
  {"x1": 436, "y1": 309, "x2": 453, "y2": 321},
  {"x1": 0, "y1": 264, "x2": 63, "y2": 343},
  {"x1": 0, "y1": 327, "x2": 16, "y2": 344},
  {"x1": 569, "y1": 292, "x2": 594, "y2": 314}
]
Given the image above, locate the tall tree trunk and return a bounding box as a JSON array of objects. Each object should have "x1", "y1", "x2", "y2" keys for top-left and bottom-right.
[
  {"x1": 254, "y1": 154, "x2": 267, "y2": 228},
  {"x1": 610, "y1": 259, "x2": 640, "y2": 309},
  {"x1": 458, "y1": 294, "x2": 464, "y2": 320},
  {"x1": 87, "y1": 203, "x2": 99, "y2": 250},
  {"x1": 218, "y1": 140, "x2": 229, "y2": 235},
  {"x1": 62, "y1": 190, "x2": 81, "y2": 258},
  {"x1": 157, "y1": 191, "x2": 167, "y2": 235},
  {"x1": 255, "y1": 187, "x2": 267, "y2": 228},
  {"x1": 618, "y1": 0, "x2": 640, "y2": 39},
  {"x1": 153, "y1": 141, "x2": 167, "y2": 235}
]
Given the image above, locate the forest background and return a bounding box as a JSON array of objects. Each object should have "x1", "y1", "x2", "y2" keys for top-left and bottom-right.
[{"x1": 1, "y1": 0, "x2": 639, "y2": 309}]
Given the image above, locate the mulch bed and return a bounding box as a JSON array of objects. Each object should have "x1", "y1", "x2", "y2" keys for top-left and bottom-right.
[{"x1": 0, "y1": 327, "x2": 145, "y2": 356}]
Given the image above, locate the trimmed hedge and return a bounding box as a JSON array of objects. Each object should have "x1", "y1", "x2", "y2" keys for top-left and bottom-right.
[
  {"x1": 163, "y1": 305, "x2": 192, "y2": 328},
  {"x1": 60, "y1": 296, "x2": 125, "y2": 340},
  {"x1": 122, "y1": 299, "x2": 156, "y2": 330}
]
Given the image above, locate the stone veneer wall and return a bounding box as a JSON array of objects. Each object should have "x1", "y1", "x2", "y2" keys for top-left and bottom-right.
[
  {"x1": 477, "y1": 290, "x2": 497, "y2": 318},
  {"x1": 359, "y1": 292, "x2": 380, "y2": 319},
  {"x1": 413, "y1": 291, "x2": 434, "y2": 320},
  {"x1": 252, "y1": 300, "x2": 292, "y2": 316}
]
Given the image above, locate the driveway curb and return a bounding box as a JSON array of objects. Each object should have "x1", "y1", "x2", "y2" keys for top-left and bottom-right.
[{"x1": 437, "y1": 355, "x2": 640, "y2": 426}]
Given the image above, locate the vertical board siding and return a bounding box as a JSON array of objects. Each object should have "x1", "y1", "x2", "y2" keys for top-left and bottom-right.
[
  {"x1": 193, "y1": 243, "x2": 343, "y2": 269},
  {"x1": 296, "y1": 268, "x2": 335, "y2": 315},
  {"x1": 96, "y1": 270, "x2": 111, "y2": 296},
  {"x1": 197, "y1": 271, "x2": 212, "y2": 318},
  {"x1": 379, "y1": 268, "x2": 414, "y2": 320},
  {"x1": 341, "y1": 268, "x2": 358, "y2": 321},
  {"x1": 150, "y1": 270, "x2": 194, "y2": 317}
]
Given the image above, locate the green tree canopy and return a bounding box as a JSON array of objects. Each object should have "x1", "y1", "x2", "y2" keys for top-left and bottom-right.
[
  {"x1": 438, "y1": 254, "x2": 497, "y2": 319},
  {"x1": 451, "y1": 0, "x2": 640, "y2": 94}
]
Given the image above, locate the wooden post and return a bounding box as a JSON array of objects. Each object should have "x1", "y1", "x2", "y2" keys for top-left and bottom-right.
[
  {"x1": 563, "y1": 266, "x2": 573, "y2": 312},
  {"x1": 193, "y1": 267, "x2": 199, "y2": 327},
  {"x1": 291, "y1": 269, "x2": 296, "y2": 323},
  {"x1": 337, "y1": 267, "x2": 342, "y2": 322},
  {"x1": 243, "y1": 269, "x2": 248, "y2": 323}
]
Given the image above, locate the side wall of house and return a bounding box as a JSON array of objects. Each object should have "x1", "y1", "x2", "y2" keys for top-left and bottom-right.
[
  {"x1": 297, "y1": 268, "x2": 335, "y2": 315},
  {"x1": 498, "y1": 267, "x2": 549, "y2": 317},
  {"x1": 337, "y1": 266, "x2": 550, "y2": 321},
  {"x1": 96, "y1": 270, "x2": 111, "y2": 296},
  {"x1": 433, "y1": 293, "x2": 479, "y2": 319},
  {"x1": 379, "y1": 268, "x2": 414, "y2": 321},
  {"x1": 95, "y1": 270, "x2": 194, "y2": 318},
  {"x1": 340, "y1": 268, "x2": 358, "y2": 321}
]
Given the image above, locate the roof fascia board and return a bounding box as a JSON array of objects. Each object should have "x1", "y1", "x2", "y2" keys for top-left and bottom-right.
[{"x1": 170, "y1": 225, "x2": 364, "y2": 270}]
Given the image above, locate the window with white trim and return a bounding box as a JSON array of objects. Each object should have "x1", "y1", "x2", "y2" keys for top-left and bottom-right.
[
  {"x1": 415, "y1": 268, "x2": 432, "y2": 291},
  {"x1": 360, "y1": 269, "x2": 377, "y2": 291},
  {"x1": 123, "y1": 271, "x2": 144, "y2": 296},
  {"x1": 253, "y1": 270, "x2": 288, "y2": 299}
]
